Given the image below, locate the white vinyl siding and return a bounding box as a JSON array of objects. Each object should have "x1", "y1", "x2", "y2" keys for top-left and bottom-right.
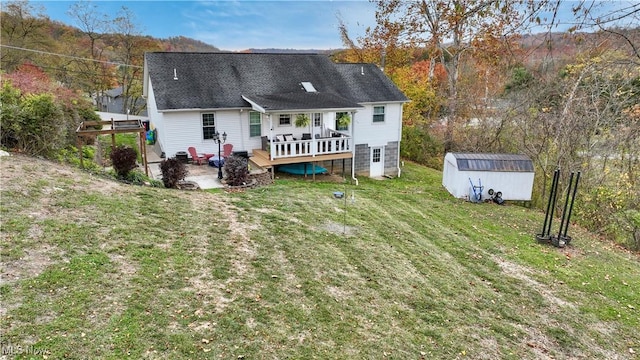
[{"x1": 353, "y1": 103, "x2": 403, "y2": 147}]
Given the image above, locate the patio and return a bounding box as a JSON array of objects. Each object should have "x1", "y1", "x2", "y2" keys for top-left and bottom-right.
[
  {"x1": 145, "y1": 142, "x2": 225, "y2": 189},
  {"x1": 147, "y1": 161, "x2": 225, "y2": 189}
]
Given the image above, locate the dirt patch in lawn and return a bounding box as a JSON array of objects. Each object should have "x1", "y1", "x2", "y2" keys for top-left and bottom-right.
[
  {"x1": 0, "y1": 243, "x2": 61, "y2": 287},
  {"x1": 494, "y1": 256, "x2": 575, "y2": 309},
  {"x1": 322, "y1": 220, "x2": 356, "y2": 236},
  {"x1": 1, "y1": 154, "x2": 122, "y2": 195}
]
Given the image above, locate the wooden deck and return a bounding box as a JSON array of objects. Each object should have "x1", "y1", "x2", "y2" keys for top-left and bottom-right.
[{"x1": 250, "y1": 149, "x2": 353, "y2": 177}]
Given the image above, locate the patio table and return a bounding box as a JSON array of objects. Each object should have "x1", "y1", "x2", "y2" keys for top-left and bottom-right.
[{"x1": 208, "y1": 155, "x2": 225, "y2": 168}]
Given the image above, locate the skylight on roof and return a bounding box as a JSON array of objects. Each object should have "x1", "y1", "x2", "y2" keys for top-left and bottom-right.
[{"x1": 301, "y1": 82, "x2": 316, "y2": 92}]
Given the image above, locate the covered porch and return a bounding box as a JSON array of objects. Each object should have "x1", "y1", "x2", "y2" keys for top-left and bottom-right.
[
  {"x1": 261, "y1": 129, "x2": 352, "y2": 160},
  {"x1": 242, "y1": 86, "x2": 360, "y2": 181}
]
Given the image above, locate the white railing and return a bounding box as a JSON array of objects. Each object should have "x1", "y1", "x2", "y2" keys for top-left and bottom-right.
[{"x1": 270, "y1": 136, "x2": 352, "y2": 159}]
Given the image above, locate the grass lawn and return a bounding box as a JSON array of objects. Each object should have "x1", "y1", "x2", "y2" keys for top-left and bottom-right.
[
  {"x1": 97, "y1": 133, "x2": 142, "y2": 162},
  {"x1": 1, "y1": 154, "x2": 638, "y2": 359}
]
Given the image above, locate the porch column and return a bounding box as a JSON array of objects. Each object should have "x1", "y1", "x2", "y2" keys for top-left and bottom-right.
[
  {"x1": 350, "y1": 110, "x2": 357, "y2": 184},
  {"x1": 268, "y1": 113, "x2": 274, "y2": 160}
]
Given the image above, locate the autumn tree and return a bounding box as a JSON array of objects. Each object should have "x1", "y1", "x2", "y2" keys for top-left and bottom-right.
[
  {"x1": 111, "y1": 6, "x2": 160, "y2": 115},
  {"x1": 393, "y1": 60, "x2": 447, "y2": 168},
  {"x1": 363, "y1": 0, "x2": 531, "y2": 152},
  {"x1": 66, "y1": 1, "x2": 116, "y2": 108},
  {"x1": 0, "y1": 0, "x2": 52, "y2": 72},
  {"x1": 565, "y1": 2, "x2": 640, "y2": 62}
]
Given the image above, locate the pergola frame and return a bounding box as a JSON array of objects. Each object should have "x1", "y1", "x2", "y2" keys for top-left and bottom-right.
[{"x1": 75, "y1": 118, "x2": 148, "y2": 176}]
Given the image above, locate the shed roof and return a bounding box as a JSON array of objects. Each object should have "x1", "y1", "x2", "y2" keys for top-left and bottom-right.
[{"x1": 451, "y1": 153, "x2": 534, "y2": 172}]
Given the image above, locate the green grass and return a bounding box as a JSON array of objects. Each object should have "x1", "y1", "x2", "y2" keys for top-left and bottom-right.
[
  {"x1": 1, "y1": 154, "x2": 639, "y2": 359},
  {"x1": 98, "y1": 133, "x2": 142, "y2": 162}
]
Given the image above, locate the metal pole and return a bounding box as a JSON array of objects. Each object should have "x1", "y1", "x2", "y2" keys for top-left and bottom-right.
[
  {"x1": 557, "y1": 172, "x2": 575, "y2": 239},
  {"x1": 546, "y1": 168, "x2": 561, "y2": 237},
  {"x1": 540, "y1": 169, "x2": 559, "y2": 237},
  {"x1": 343, "y1": 181, "x2": 347, "y2": 235},
  {"x1": 562, "y1": 171, "x2": 581, "y2": 238},
  {"x1": 217, "y1": 139, "x2": 223, "y2": 179}
]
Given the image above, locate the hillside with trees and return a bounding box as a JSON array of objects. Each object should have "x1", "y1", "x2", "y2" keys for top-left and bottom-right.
[{"x1": 1, "y1": 0, "x2": 219, "y2": 117}]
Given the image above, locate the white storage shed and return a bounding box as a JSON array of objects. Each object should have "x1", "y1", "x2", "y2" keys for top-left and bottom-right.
[{"x1": 442, "y1": 153, "x2": 535, "y2": 201}]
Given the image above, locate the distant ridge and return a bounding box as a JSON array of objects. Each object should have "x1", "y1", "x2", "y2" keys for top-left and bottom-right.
[{"x1": 241, "y1": 48, "x2": 338, "y2": 55}]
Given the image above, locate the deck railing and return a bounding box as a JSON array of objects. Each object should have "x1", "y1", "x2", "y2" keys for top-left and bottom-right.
[{"x1": 269, "y1": 136, "x2": 352, "y2": 160}]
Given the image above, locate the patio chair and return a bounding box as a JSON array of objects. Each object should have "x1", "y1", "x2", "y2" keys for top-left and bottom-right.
[
  {"x1": 187, "y1": 146, "x2": 207, "y2": 165},
  {"x1": 222, "y1": 143, "x2": 234, "y2": 157}
]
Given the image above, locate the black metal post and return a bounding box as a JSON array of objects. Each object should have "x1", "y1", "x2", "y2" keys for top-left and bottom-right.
[
  {"x1": 557, "y1": 172, "x2": 575, "y2": 240},
  {"x1": 217, "y1": 140, "x2": 222, "y2": 179},
  {"x1": 562, "y1": 171, "x2": 581, "y2": 238},
  {"x1": 213, "y1": 131, "x2": 227, "y2": 180},
  {"x1": 540, "y1": 169, "x2": 559, "y2": 238},
  {"x1": 546, "y1": 168, "x2": 561, "y2": 238}
]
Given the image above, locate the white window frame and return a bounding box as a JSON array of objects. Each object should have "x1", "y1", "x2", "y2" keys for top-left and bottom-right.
[
  {"x1": 279, "y1": 114, "x2": 291, "y2": 127},
  {"x1": 372, "y1": 148, "x2": 382, "y2": 163},
  {"x1": 373, "y1": 106, "x2": 385, "y2": 123},
  {"x1": 249, "y1": 111, "x2": 261, "y2": 137},
  {"x1": 202, "y1": 113, "x2": 216, "y2": 140},
  {"x1": 313, "y1": 113, "x2": 322, "y2": 127}
]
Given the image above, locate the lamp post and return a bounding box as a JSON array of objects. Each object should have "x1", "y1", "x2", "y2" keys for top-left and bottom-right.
[{"x1": 213, "y1": 131, "x2": 227, "y2": 179}]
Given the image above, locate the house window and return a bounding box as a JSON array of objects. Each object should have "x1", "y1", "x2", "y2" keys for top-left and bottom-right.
[
  {"x1": 279, "y1": 114, "x2": 291, "y2": 126},
  {"x1": 249, "y1": 111, "x2": 261, "y2": 137},
  {"x1": 313, "y1": 113, "x2": 322, "y2": 127},
  {"x1": 373, "y1": 106, "x2": 385, "y2": 123},
  {"x1": 336, "y1": 112, "x2": 349, "y2": 131},
  {"x1": 202, "y1": 113, "x2": 216, "y2": 140},
  {"x1": 372, "y1": 148, "x2": 381, "y2": 163}
]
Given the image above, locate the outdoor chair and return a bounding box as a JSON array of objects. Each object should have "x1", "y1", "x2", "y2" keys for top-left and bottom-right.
[
  {"x1": 222, "y1": 143, "x2": 234, "y2": 157},
  {"x1": 188, "y1": 146, "x2": 208, "y2": 165}
]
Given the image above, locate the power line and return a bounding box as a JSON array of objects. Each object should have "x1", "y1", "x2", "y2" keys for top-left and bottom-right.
[{"x1": 0, "y1": 44, "x2": 143, "y2": 68}]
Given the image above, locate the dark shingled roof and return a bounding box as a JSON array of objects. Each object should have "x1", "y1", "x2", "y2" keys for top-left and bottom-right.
[
  {"x1": 145, "y1": 52, "x2": 407, "y2": 111},
  {"x1": 243, "y1": 92, "x2": 362, "y2": 111},
  {"x1": 452, "y1": 153, "x2": 534, "y2": 172},
  {"x1": 333, "y1": 63, "x2": 408, "y2": 103}
]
